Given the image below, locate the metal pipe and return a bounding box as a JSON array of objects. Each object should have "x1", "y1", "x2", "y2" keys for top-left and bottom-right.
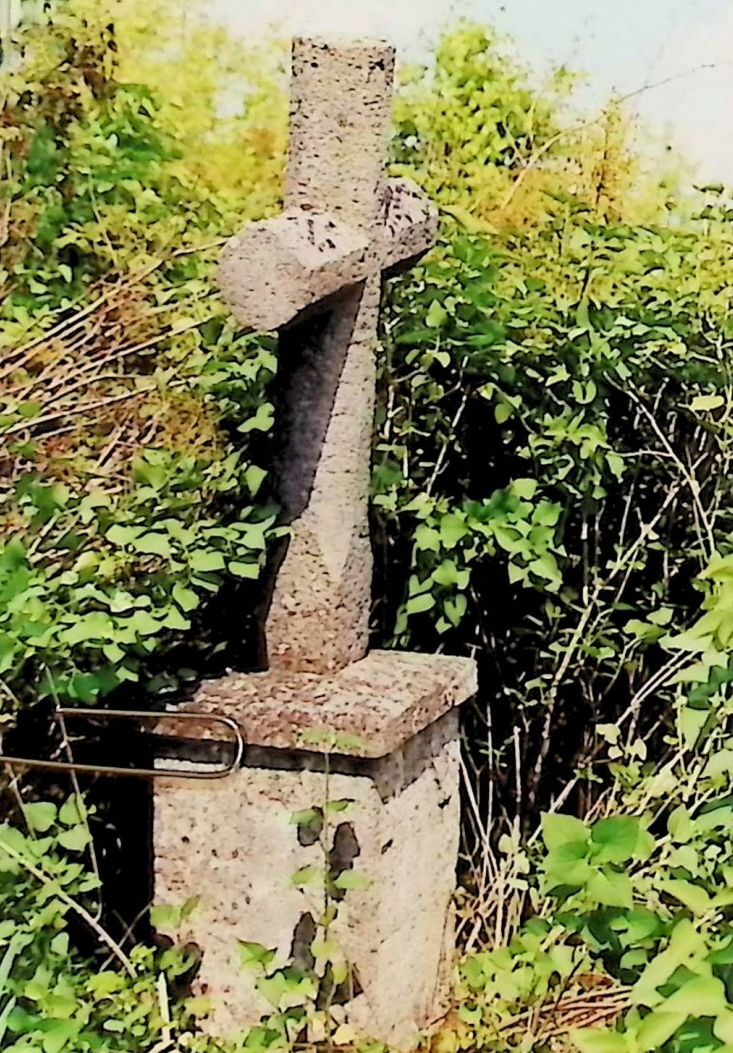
[{"x1": 0, "y1": 708, "x2": 244, "y2": 780}]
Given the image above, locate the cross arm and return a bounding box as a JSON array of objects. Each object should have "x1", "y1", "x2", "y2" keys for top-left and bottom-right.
[
  {"x1": 382, "y1": 177, "x2": 439, "y2": 275},
  {"x1": 217, "y1": 210, "x2": 371, "y2": 333}
]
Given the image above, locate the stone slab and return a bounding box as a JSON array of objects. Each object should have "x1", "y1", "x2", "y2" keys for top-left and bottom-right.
[{"x1": 159, "y1": 650, "x2": 477, "y2": 759}]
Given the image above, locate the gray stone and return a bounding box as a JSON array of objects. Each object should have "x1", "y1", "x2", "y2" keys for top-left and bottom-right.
[
  {"x1": 152, "y1": 35, "x2": 478, "y2": 1050},
  {"x1": 154, "y1": 711, "x2": 461, "y2": 1047},
  {"x1": 156, "y1": 650, "x2": 477, "y2": 759},
  {"x1": 217, "y1": 37, "x2": 437, "y2": 675}
]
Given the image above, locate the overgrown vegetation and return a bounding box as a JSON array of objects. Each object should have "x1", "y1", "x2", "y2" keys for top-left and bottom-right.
[
  {"x1": 6, "y1": 2, "x2": 733, "y2": 1051},
  {"x1": 0, "y1": 0, "x2": 284, "y2": 711}
]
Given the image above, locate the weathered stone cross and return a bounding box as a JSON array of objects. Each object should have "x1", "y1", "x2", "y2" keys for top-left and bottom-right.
[
  {"x1": 218, "y1": 38, "x2": 437, "y2": 675},
  {"x1": 154, "y1": 39, "x2": 477, "y2": 1044}
]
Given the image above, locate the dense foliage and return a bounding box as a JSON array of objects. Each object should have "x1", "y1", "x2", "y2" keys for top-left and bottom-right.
[
  {"x1": 7, "y1": 3, "x2": 733, "y2": 1053},
  {"x1": 0, "y1": 0, "x2": 285, "y2": 710},
  {"x1": 378, "y1": 25, "x2": 733, "y2": 1053},
  {"x1": 0, "y1": 790, "x2": 228, "y2": 1052}
]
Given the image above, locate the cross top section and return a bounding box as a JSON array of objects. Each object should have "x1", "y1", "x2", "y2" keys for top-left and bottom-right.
[{"x1": 218, "y1": 37, "x2": 437, "y2": 674}]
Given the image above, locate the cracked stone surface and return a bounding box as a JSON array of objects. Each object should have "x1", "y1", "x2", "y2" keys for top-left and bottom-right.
[
  {"x1": 217, "y1": 38, "x2": 438, "y2": 675},
  {"x1": 154, "y1": 713, "x2": 460, "y2": 1047}
]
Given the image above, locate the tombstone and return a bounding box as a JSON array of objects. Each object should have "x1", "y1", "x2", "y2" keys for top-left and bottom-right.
[{"x1": 153, "y1": 38, "x2": 477, "y2": 1047}]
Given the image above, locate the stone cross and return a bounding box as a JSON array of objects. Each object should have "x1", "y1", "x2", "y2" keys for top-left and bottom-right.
[
  {"x1": 154, "y1": 39, "x2": 477, "y2": 1046},
  {"x1": 218, "y1": 38, "x2": 437, "y2": 675}
]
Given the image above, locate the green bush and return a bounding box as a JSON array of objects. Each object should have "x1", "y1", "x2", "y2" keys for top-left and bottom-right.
[
  {"x1": 0, "y1": 796, "x2": 213, "y2": 1052},
  {"x1": 0, "y1": 0, "x2": 285, "y2": 709}
]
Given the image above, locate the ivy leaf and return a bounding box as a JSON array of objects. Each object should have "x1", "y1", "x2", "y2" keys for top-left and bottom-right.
[
  {"x1": 440, "y1": 514, "x2": 469, "y2": 548},
  {"x1": 190, "y1": 551, "x2": 226, "y2": 573},
  {"x1": 415, "y1": 525, "x2": 441, "y2": 552},
  {"x1": 425, "y1": 300, "x2": 448, "y2": 328},
  {"x1": 172, "y1": 584, "x2": 199, "y2": 612},
  {"x1": 406, "y1": 592, "x2": 435, "y2": 615},
  {"x1": 332, "y1": 870, "x2": 370, "y2": 892},
  {"x1": 134, "y1": 533, "x2": 173, "y2": 557},
  {"x1": 24, "y1": 803, "x2": 57, "y2": 834},
  {"x1": 59, "y1": 797, "x2": 83, "y2": 827},
  {"x1": 57, "y1": 824, "x2": 91, "y2": 853},
  {"x1": 229, "y1": 561, "x2": 260, "y2": 579},
  {"x1": 238, "y1": 941, "x2": 275, "y2": 969}
]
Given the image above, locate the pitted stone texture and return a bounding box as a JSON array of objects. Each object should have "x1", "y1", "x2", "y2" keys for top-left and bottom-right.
[
  {"x1": 159, "y1": 650, "x2": 477, "y2": 759},
  {"x1": 286, "y1": 38, "x2": 394, "y2": 231},
  {"x1": 216, "y1": 38, "x2": 438, "y2": 675},
  {"x1": 154, "y1": 712, "x2": 460, "y2": 1047},
  {"x1": 220, "y1": 180, "x2": 438, "y2": 335},
  {"x1": 267, "y1": 277, "x2": 379, "y2": 673},
  {"x1": 218, "y1": 212, "x2": 370, "y2": 333},
  {"x1": 383, "y1": 178, "x2": 440, "y2": 272}
]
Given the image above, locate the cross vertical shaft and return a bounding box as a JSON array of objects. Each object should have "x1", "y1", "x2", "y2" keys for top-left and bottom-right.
[
  {"x1": 286, "y1": 39, "x2": 394, "y2": 229},
  {"x1": 266, "y1": 39, "x2": 394, "y2": 674}
]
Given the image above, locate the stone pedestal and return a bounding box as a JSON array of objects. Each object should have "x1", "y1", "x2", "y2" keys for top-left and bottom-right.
[{"x1": 153, "y1": 651, "x2": 476, "y2": 1047}]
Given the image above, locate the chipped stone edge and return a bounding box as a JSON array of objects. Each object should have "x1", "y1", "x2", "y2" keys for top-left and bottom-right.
[{"x1": 155, "y1": 650, "x2": 477, "y2": 761}]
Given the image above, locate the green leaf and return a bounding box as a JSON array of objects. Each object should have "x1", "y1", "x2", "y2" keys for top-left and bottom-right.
[
  {"x1": 511, "y1": 478, "x2": 538, "y2": 500},
  {"x1": 415, "y1": 525, "x2": 441, "y2": 552},
  {"x1": 324, "y1": 799, "x2": 353, "y2": 815},
  {"x1": 190, "y1": 550, "x2": 226, "y2": 573},
  {"x1": 440, "y1": 514, "x2": 469, "y2": 548},
  {"x1": 590, "y1": 817, "x2": 641, "y2": 863},
  {"x1": 130, "y1": 610, "x2": 162, "y2": 637},
  {"x1": 57, "y1": 824, "x2": 91, "y2": 853},
  {"x1": 24, "y1": 802, "x2": 57, "y2": 834},
  {"x1": 661, "y1": 974, "x2": 727, "y2": 1018},
  {"x1": 690, "y1": 394, "x2": 725, "y2": 412},
  {"x1": 244, "y1": 465, "x2": 267, "y2": 496},
  {"x1": 256, "y1": 972, "x2": 290, "y2": 1008},
  {"x1": 311, "y1": 936, "x2": 341, "y2": 961},
  {"x1": 134, "y1": 533, "x2": 173, "y2": 557},
  {"x1": 50, "y1": 933, "x2": 69, "y2": 956},
  {"x1": 291, "y1": 865, "x2": 321, "y2": 888},
  {"x1": 570, "y1": 1027, "x2": 629, "y2": 1053},
  {"x1": 586, "y1": 869, "x2": 633, "y2": 909},
  {"x1": 238, "y1": 941, "x2": 276, "y2": 969},
  {"x1": 541, "y1": 813, "x2": 589, "y2": 852},
  {"x1": 635, "y1": 1010, "x2": 687, "y2": 1052},
  {"x1": 229, "y1": 560, "x2": 260, "y2": 579},
  {"x1": 433, "y1": 560, "x2": 459, "y2": 587},
  {"x1": 172, "y1": 584, "x2": 199, "y2": 612},
  {"x1": 289, "y1": 808, "x2": 322, "y2": 827},
  {"x1": 42, "y1": 1019, "x2": 78, "y2": 1053},
  {"x1": 333, "y1": 870, "x2": 370, "y2": 892},
  {"x1": 425, "y1": 300, "x2": 448, "y2": 328},
  {"x1": 661, "y1": 879, "x2": 712, "y2": 915},
  {"x1": 406, "y1": 591, "x2": 436, "y2": 615},
  {"x1": 444, "y1": 594, "x2": 467, "y2": 626}
]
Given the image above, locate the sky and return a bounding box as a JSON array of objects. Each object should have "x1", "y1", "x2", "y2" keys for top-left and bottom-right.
[{"x1": 210, "y1": 0, "x2": 733, "y2": 183}]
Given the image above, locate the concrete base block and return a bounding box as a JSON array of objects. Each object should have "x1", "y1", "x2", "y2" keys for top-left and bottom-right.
[{"x1": 153, "y1": 651, "x2": 476, "y2": 1047}]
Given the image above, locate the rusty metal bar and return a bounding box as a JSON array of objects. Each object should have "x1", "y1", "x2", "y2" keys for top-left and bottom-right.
[{"x1": 0, "y1": 708, "x2": 244, "y2": 780}]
